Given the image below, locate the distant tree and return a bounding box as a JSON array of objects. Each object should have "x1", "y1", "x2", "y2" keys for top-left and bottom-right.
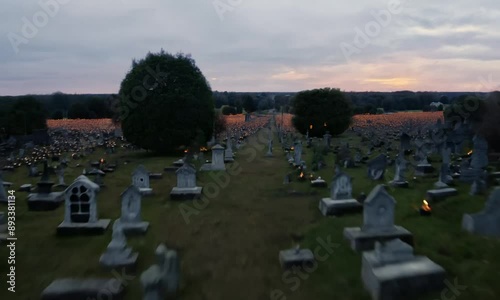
[
  {"x1": 242, "y1": 95, "x2": 256, "y2": 113},
  {"x1": 474, "y1": 92, "x2": 500, "y2": 151},
  {"x1": 437, "y1": 104, "x2": 444, "y2": 111},
  {"x1": 376, "y1": 107, "x2": 385, "y2": 114},
  {"x1": 87, "y1": 97, "x2": 111, "y2": 118},
  {"x1": 119, "y1": 50, "x2": 214, "y2": 153},
  {"x1": 221, "y1": 105, "x2": 236, "y2": 115},
  {"x1": 444, "y1": 95, "x2": 485, "y2": 127},
  {"x1": 6, "y1": 96, "x2": 47, "y2": 135},
  {"x1": 50, "y1": 92, "x2": 70, "y2": 112},
  {"x1": 292, "y1": 88, "x2": 353, "y2": 137},
  {"x1": 68, "y1": 102, "x2": 90, "y2": 119},
  {"x1": 213, "y1": 111, "x2": 227, "y2": 139},
  {"x1": 51, "y1": 110, "x2": 64, "y2": 119}
]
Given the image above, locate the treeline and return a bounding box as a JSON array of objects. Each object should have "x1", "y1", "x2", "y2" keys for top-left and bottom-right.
[{"x1": 212, "y1": 91, "x2": 488, "y2": 115}]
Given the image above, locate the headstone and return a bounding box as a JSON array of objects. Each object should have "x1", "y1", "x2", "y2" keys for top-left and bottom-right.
[
  {"x1": 170, "y1": 163, "x2": 202, "y2": 200},
  {"x1": 323, "y1": 131, "x2": 332, "y2": 148},
  {"x1": 140, "y1": 244, "x2": 180, "y2": 299},
  {"x1": 200, "y1": 144, "x2": 226, "y2": 171},
  {"x1": 426, "y1": 188, "x2": 458, "y2": 202},
  {"x1": 279, "y1": 245, "x2": 315, "y2": 269},
  {"x1": 389, "y1": 155, "x2": 409, "y2": 188},
  {"x1": 132, "y1": 165, "x2": 153, "y2": 195},
  {"x1": 99, "y1": 221, "x2": 138, "y2": 270},
  {"x1": 367, "y1": 154, "x2": 387, "y2": 180},
  {"x1": 362, "y1": 239, "x2": 446, "y2": 300},
  {"x1": 319, "y1": 172, "x2": 362, "y2": 216},
  {"x1": 344, "y1": 185, "x2": 413, "y2": 251},
  {"x1": 294, "y1": 142, "x2": 303, "y2": 166},
  {"x1": 116, "y1": 185, "x2": 149, "y2": 235},
  {"x1": 224, "y1": 138, "x2": 235, "y2": 162},
  {"x1": 462, "y1": 187, "x2": 500, "y2": 237},
  {"x1": 41, "y1": 279, "x2": 125, "y2": 300},
  {"x1": 56, "y1": 179, "x2": 111, "y2": 235}
]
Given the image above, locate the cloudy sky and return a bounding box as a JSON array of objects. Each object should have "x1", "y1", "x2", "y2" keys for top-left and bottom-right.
[{"x1": 1, "y1": 0, "x2": 500, "y2": 95}]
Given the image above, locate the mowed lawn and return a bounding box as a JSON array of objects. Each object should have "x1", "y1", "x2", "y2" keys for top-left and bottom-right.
[{"x1": 0, "y1": 127, "x2": 500, "y2": 300}]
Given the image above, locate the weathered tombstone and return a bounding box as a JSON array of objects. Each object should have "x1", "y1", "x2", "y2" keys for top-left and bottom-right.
[
  {"x1": 389, "y1": 155, "x2": 409, "y2": 188},
  {"x1": 54, "y1": 165, "x2": 68, "y2": 189},
  {"x1": 140, "y1": 244, "x2": 180, "y2": 299},
  {"x1": 116, "y1": 185, "x2": 149, "y2": 235},
  {"x1": 170, "y1": 163, "x2": 202, "y2": 200},
  {"x1": 27, "y1": 162, "x2": 64, "y2": 211},
  {"x1": 56, "y1": 179, "x2": 111, "y2": 235},
  {"x1": 344, "y1": 185, "x2": 413, "y2": 251},
  {"x1": 362, "y1": 239, "x2": 446, "y2": 300},
  {"x1": 294, "y1": 142, "x2": 303, "y2": 166},
  {"x1": 279, "y1": 245, "x2": 315, "y2": 269},
  {"x1": 462, "y1": 187, "x2": 500, "y2": 237},
  {"x1": 200, "y1": 144, "x2": 226, "y2": 171},
  {"x1": 224, "y1": 138, "x2": 235, "y2": 162},
  {"x1": 461, "y1": 134, "x2": 489, "y2": 183},
  {"x1": 41, "y1": 279, "x2": 125, "y2": 300},
  {"x1": 266, "y1": 137, "x2": 273, "y2": 157},
  {"x1": 132, "y1": 165, "x2": 153, "y2": 195},
  {"x1": 367, "y1": 154, "x2": 387, "y2": 180},
  {"x1": 323, "y1": 131, "x2": 332, "y2": 148},
  {"x1": 99, "y1": 221, "x2": 138, "y2": 271},
  {"x1": 74, "y1": 175, "x2": 100, "y2": 193},
  {"x1": 319, "y1": 172, "x2": 362, "y2": 216}
]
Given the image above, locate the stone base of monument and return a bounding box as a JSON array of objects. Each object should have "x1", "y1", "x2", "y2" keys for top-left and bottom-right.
[
  {"x1": 115, "y1": 220, "x2": 150, "y2": 235},
  {"x1": 279, "y1": 248, "x2": 315, "y2": 269},
  {"x1": 199, "y1": 164, "x2": 226, "y2": 171},
  {"x1": 57, "y1": 219, "x2": 111, "y2": 236},
  {"x1": 164, "y1": 166, "x2": 180, "y2": 172},
  {"x1": 139, "y1": 188, "x2": 153, "y2": 196},
  {"x1": 149, "y1": 173, "x2": 163, "y2": 179},
  {"x1": 459, "y1": 168, "x2": 483, "y2": 183},
  {"x1": 170, "y1": 187, "x2": 203, "y2": 200},
  {"x1": 388, "y1": 180, "x2": 409, "y2": 188},
  {"x1": 426, "y1": 188, "x2": 458, "y2": 202},
  {"x1": 27, "y1": 192, "x2": 64, "y2": 211},
  {"x1": 18, "y1": 184, "x2": 34, "y2": 192},
  {"x1": 433, "y1": 181, "x2": 449, "y2": 189},
  {"x1": 319, "y1": 198, "x2": 362, "y2": 216},
  {"x1": 225, "y1": 156, "x2": 235, "y2": 162},
  {"x1": 99, "y1": 252, "x2": 139, "y2": 272},
  {"x1": 414, "y1": 164, "x2": 435, "y2": 176},
  {"x1": 53, "y1": 184, "x2": 69, "y2": 190},
  {"x1": 362, "y1": 253, "x2": 446, "y2": 300},
  {"x1": 343, "y1": 227, "x2": 414, "y2": 252},
  {"x1": 41, "y1": 278, "x2": 125, "y2": 300},
  {"x1": 462, "y1": 213, "x2": 500, "y2": 238}
]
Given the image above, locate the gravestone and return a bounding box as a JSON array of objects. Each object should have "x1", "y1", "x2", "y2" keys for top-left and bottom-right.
[
  {"x1": 56, "y1": 179, "x2": 111, "y2": 235},
  {"x1": 41, "y1": 279, "x2": 125, "y2": 300},
  {"x1": 362, "y1": 239, "x2": 446, "y2": 300},
  {"x1": 140, "y1": 244, "x2": 180, "y2": 299},
  {"x1": 434, "y1": 164, "x2": 450, "y2": 189},
  {"x1": 132, "y1": 165, "x2": 153, "y2": 195},
  {"x1": 200, "y1": 144, "x2": 226, "y2": 171},
  {"x1": 279, "y1": 245, "x2": 315, "y2": 269},
  {"x1": 389, "y1": 155, "x2": 409, "y2": 188},
  {"x1": 170, "y1": 163, "x2": 202, "y2": 200},
  {"x1": 426, "y1": 187, "x2": 458, "y2": 202},
  {"x1": 99, "y1": 221, "x2": 138, "y2": 271},
  {"x1": 224, "y1": 138, "x2": 235, "y2": 162},
  {"x1": 323, "y1": 131, "x2": 332, "y2": 148},
  {"x1": 266, "y1": 137, "x2": 274, "y2": 157},
  {"x1": 319, "y1": 172, "x2": 362, "y2": 216},
  {"x1": 27, "y1": 162, "x2": 64, "y2": 211},
  {"x1": 461, "y1": 134, "x2": 489, "y2": 183},
  {"x1": 74, "y1": 175, "x2": 100, "y2": 193},
  {"x1": 344, "y1": 185, "x2": 413, "y2": 251},
  {"x1": 54, "y1": 166, "x2": 68, "y2": 189},
  {"x1": 367, "y1": 154, "x2": 387, "y2": 180},
  {"x1": 311, "y1": 176, "x2": 326, "y2": 187},
  {"x1": 116, "y1": 185, "x2": 149, "y2": 235},
  {"x1": 294, "y1": 142, "x2": 303, "y2": 166},
  {"x1": 462, "y1": 187, "x2": 500, "y2": 237}
]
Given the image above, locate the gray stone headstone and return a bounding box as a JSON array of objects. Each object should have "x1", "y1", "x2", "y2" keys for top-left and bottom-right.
[{"x1": 463, "y1": 187, "x2": 500, "y2": 237}]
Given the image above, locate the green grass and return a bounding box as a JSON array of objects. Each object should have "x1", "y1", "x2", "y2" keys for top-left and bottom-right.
[{"x1": 0, "y1": 129, "x2": 499, "y2": 300}]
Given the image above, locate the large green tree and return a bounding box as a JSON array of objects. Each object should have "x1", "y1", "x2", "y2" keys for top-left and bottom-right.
[
  {"x1": 292, "y1": 88, "x2": 353, "y2": 137},
  {"x1": 119, "y1": 50, "x2": 214, "y2": 153},
  {"x1": 6, "y1": 96, "x2": 47, "y2": 135}
]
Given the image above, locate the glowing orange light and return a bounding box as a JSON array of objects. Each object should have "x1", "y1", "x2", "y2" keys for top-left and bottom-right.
[{"x1": 421, "y1": 200, "x2": 431, "y2": 212}]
